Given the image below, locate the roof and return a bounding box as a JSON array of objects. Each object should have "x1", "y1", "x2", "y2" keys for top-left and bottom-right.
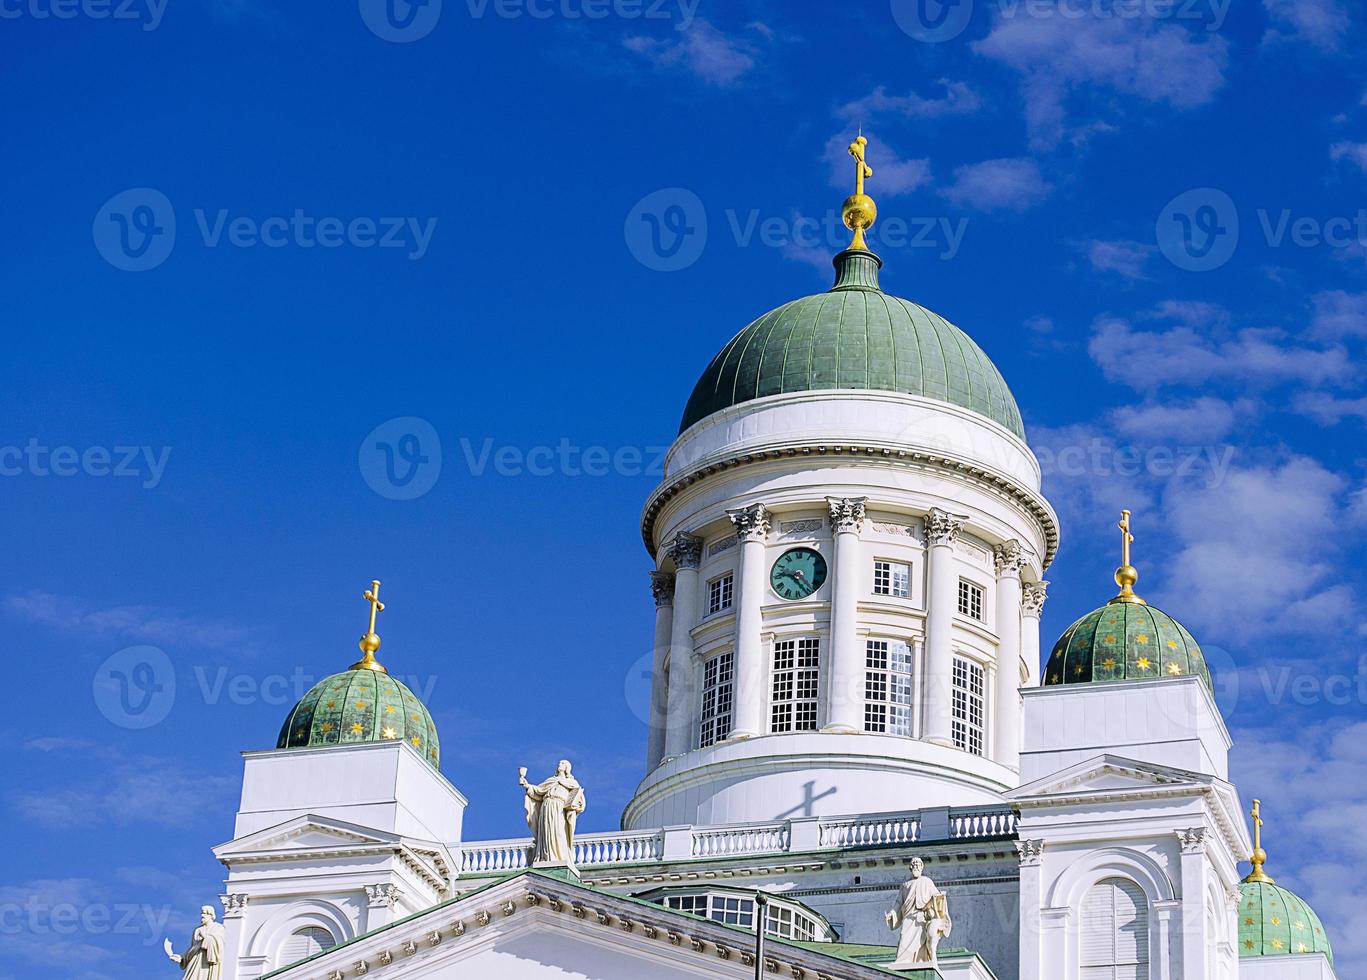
[
  {"x1": 679, "y1": 249, "x2": 1024, "y2": 439},
  {"x1": 276, "y1": 667, "x2": 441, "y2": 768},
  {"x1": 1044, "y1": 600, "x2": 1211, "y2": 692}
]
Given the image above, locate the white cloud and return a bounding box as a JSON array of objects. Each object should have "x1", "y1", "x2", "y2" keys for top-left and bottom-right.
[
  {"x1": 1108, "y1": 396, "x2": 1247, "y2": 442},
  {"x1": 941, "y1": 158, "x2": 1051, "y2": 212},
  {"x1": 823, "y1": 132, "x2": 931, "y2": 197},
  {"x1": 1293, "y1": 391, "x2": 1367, "y2": 425},
  {"x1": 1158, "y1": 456, "x2": 1354, "y2": 641},
  {"x1": 1088, "y1": 315, "x2": 1354, "y2": 391},
  {"x1": 4, "y1": 590, "x2": 259, "y2": 655},
  {"x1": 1310, "y1": 289, "x2": 1367, "y2": 338},
  {"x1": 623, "y1": 20, "x2": 757, "y2": 86},
  {"x1": 1084, "y1": 239, "x2": 1152, "y2": 279},
  {"x1": 974, "y1": 6, "x2": 1228, "y2": 149},
  {"x1": 1263, "y1": 0, "x2": 1350, "y2": 51},
  {"x1": 1330, "y1": 141, "x2": 1367, "y2": 175},
  {"x1": 839, "y1": 81, "x2": 983, "y2": 121}
]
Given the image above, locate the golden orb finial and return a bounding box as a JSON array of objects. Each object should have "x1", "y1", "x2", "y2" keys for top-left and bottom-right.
[
  {"x1": 1108, "y1": 509, "x2": 1146, "y2": 605},
  {"x1": 350, "y1": 579, "x2": 389, "y2": 673},
  {"x1": 842, "y1": 134, "x2": 877, "y2": 251},
  {"x1": 1243, "y1": 799, "x2": 1276, "y2": 884}
]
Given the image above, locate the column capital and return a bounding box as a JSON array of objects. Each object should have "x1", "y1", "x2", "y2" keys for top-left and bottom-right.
[
  {"x1": 1022, "y1": 580, "x2": 1049, "y2": 618},
  {"x1": 993, "y1": 539, "x2": 1028, "y2": 576},
  {"x1": 1015, "y1": 839, "x2": 1045, "y2": 867},
  {"x1": 365, "y1": 883, "x2": 402, "y2": 909},
  {"x1": 220, "y1": 894, "x2": 250, "y2": 919},
  {"x1": 826, "y1": 496, "x2": 868, "y2": 534},
  {"x1": 726, "y1": 503, "x2": 771, "y2": 543},
  {"x1": 649, "y1": 571, "x2": 675, "y2": 607},
  {"x1": 924, "y1": 508, "x2": 968, "y2": 547},
  {"x1": 666, "y1": 532, "x2": 704, "y2": 570},
  {"x1": 1178, "y1": 827, "x2": 1210, "y2": 854}
]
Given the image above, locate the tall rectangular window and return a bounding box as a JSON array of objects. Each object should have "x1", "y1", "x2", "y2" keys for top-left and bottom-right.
[
  {"x1": 708, "y1": 573, "x2": 734, "y2": 615},
  {"x1": 699, "y1": 652, "x2": 735, "y2": 748},
  {"x1": 873, "y1": 560, "x2": 911, "y2": 598},
  {"x1": 864, "y1": 638, "x2": 914, "y2": 736},
  {"x1": 958, "y1": 579, "x2": 985, "y2": 621},
  {"x1": 771, "y1": 638, "x2": 820, "y2": 733},
  {"x1": 952, "y1": 656, "x2": 985, "y2": 756}
]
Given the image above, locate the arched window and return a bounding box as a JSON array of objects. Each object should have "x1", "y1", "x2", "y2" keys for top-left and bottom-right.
[
  {"x1": 1081, "y1": 878, "x2": 1149, "y2": 980},
  {"x1": 279, "y1": 926, "x2": 337, "y2": 967}
]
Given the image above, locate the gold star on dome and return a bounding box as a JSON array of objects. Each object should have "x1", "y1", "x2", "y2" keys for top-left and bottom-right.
[
  {"x1": 355, "y1": 701, "x2": 366, "y2": 710},
  {"x1": 1271, "y1": 916, "x2": 1281, "y2": 926},
  {"x1": 1136, "y1": 633, "x2": 1150, "y2": 644},
  {"x1": 1073, "y1": 665, "x2": 1085, "y2": 676},
  {"x1": 1102, "y1": 657, "x2": 1117, "y2": 669},
  {"x1": 1167, "y1": 662, "x2": 1182, "y2": 676},
  {"x1": 294, "y1": 727, "x2": 306, "y2": 740},
  {"x1": 326, "y1": 700, "x2": 337, "y2": 709},
  {"x1": 382, "y1": 727, "x2": 398, "y2": 739},
  {"x1": 411, "y1": 713, "x2": 420, "y2": 722},
  {"x1": 1167, "y1": 639, "x2": 1178, "y2": 648},
  {"x1": 410, "y1": 736, "x2": 421, "y2": 748},
  {"x1": 321, "y1": 722, "x2": 333, "y2": 733},
  {"x1": 350, "y1": 723, "x2": 363, "y2": 735},
  {"x1": 1137, "y1": 657, "x2": 1152, "y2": 671},
  {"x1": 385, "y1": 705, "x2": 396, "y2": 714},
  {"x1": 1271, "y1": 940, "x2": 1284, "y2": 950},
  {"x1": 1244, "y1": 940, "x2": 1255, "y2": 950},
  {"x1": 1295, "y1": 920, "x2": 1305, "y2": 929},
  {"x1": 1298, "y1": 943, "x2": 1308, "y2": 953},
  {"x1": 1244, "y1": 917, "x2": 1254, "y2": 926},
  {"x1": 1104, "y1": 634, "x2": 1116, "y2": 643}
]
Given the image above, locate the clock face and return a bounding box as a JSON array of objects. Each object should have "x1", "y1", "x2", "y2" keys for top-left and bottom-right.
[{"x1": 771, "y1": 547, "x2": 828, "y2": 600}]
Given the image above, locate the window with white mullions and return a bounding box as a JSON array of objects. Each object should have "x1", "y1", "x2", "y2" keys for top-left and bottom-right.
[
  {"x1": 864, "y1": 638, "x2": 914, "y2": 736},
  {"x1": 699, "y1": 651, "x2": 734, "y2": 748},
  {"x1": 951, "y1": 656, "x2": 985, "y2": 755},
  {"x1": 873, "y1": 559, "x2": 911, "y2": 598},
  {"x1": 958, "y1": 579, "x2": 985, "y2": 621},
  {"x1": 771, "y1": 638, "x2": 820, "y2": 733},
  {"x1": 707, "y1": 572, "x2": 733, "y2": 615}
]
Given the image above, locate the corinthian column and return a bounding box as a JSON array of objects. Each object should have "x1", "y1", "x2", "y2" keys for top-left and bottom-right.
[
  {"x1": 726, "y1": 503, "x2": 770, "y2": 740},
  {"x1": 662, "y1": 532, "x2": 702, "y2": 758},
  {"x1": 823, "y1": 496, "x2": 867, "y2": 733},
  {"x1": 645, "y1": 570, "x2": 675, "y2": 771},
  {"x1": 924, "y1": 508, "x2": 967, "y2": 747},
  {"x1": 993, "y1": 540, "x2": 1026, "y2": 769},
  {"x1": 1021, "y1": 580, "x2": 1048, "y2": 689}
]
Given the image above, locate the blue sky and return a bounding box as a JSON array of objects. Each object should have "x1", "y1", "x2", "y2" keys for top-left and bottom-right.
[{"x1": 4, "y1": 1, "x2": 1367, "y2": 977}]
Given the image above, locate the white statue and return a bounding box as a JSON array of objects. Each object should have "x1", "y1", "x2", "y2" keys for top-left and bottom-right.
[
  {"x1": 163, "y1": 905, "x2": 225, "y2": 980},
  {"x1": 519, "y1": 760, "x2": 586, "y2": 868},
  {"x1": 885, "y1": 858, "x2": 952, "y2": 969}
]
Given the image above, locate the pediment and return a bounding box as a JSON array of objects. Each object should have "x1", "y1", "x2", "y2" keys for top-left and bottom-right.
[
  {"x1": 215, "y1": 813, "x2": 402, "y2": 859},
  {"x1": 1008, "y1": 753, "x2": 1211, "y2": 803}
]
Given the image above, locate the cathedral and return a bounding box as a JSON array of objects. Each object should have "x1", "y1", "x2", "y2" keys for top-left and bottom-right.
[{"x1": 173, "y1": 139, "x2": 1337, "y2": 980}]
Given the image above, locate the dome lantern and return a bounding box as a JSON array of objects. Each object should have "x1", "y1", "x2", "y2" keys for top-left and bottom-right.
[{"x1": 1238, "y1": 800, "x2": 1334, "y2": 963}]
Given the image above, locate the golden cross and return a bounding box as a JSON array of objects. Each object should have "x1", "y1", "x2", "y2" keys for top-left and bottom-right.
[
  {"x1": 1118, "y1": 510, "x2": 1134, "y2": 568},
  {"x1": 1251, "y1": 799, "x2": 1263, "y2": 852},
  {"x1": 363, "y1": 580, "x2": 385, "y2": 635},
  {"x1": 849, "y1": 136, "x2": 872, "y2": 197}
]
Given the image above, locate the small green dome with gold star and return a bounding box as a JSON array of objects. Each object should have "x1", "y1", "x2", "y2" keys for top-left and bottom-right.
[
  {"x1": 1044, "y1": 510, "x2": 1212, "y2": 692},
  {"x1": 1238, "y1": 801, "x2": 1333, "y2": 964},
  {"x1": 276, "y1": 580, "x2": 441, "y2": 769}
]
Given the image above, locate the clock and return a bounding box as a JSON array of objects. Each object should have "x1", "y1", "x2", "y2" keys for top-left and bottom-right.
[{"x1": 770, "y1": 547, "x2": 828, "y2": 600}]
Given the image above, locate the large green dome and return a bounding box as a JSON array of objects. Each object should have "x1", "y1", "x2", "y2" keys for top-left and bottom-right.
[
  {"x1": 1044, "y1": 599, "x2": 1211, "y2": 691},
  {"x1": 1239, "y1": 879, "x2": 1332, "y2": 963},
  {"x1": 277, "y1": 666, "x2": 441, "y2": 769},
  {"x1": 679, "y1": 250, "x2": 1024, "y2": 438}
]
